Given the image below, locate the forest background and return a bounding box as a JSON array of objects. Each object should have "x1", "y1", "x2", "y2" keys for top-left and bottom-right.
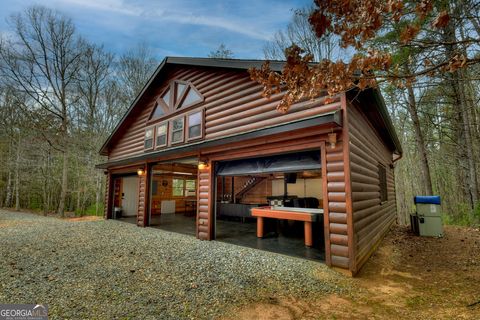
[{"x1": 0, "y1": 1, "x2": 479, "y2": 226}]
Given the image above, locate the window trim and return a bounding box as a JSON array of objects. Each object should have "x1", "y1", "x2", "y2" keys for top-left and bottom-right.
[
  {"x1": 177, "y1": 84, "x2": 204, "y2": 110},
  {"x1": 161, "y1": 83, "x2": 174, "y2": 110},
  {"x1": 155, "y1": 122, "x2": 168, "y2": 149},
  {"x1": 148, "y1": 101, "x2": 169, "y2": 121},
  {"x1": 186, "y1": 109, "x2": 204, "y2": 141},
  {"x1": 173, "y1": 80, "x2": 190, "y2": 110},
  {"x1": 145, "y1": 80, "x2": 205, "y2": 125},
  {"x1": 378, "y1": 163, "x2": 388, "y2": 203},
  {"x1": 170, "y1": 116, "x2": 185, "y2": 145},
  {"x1": 144, "y1": 126, "x2": 155, "y2": 151}
]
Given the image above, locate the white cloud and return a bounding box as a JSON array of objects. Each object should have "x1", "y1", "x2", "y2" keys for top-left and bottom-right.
[
  {"x1": 50, "y1": 0, "x2": 277, "y2": 40},
  {"x1": 56, "y1": 0, "x2": 142, "y2": 16},
  {"x1": 1, "y1": 0, "x2": 307, "y2": 58},
  {"x1": 153, "y1": 11, "x2": 271, "y2": 40}
]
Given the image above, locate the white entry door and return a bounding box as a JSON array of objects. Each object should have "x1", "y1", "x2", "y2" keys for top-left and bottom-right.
[{"x1": 121, "y1": 176, "x2": 139, "y2": 216}]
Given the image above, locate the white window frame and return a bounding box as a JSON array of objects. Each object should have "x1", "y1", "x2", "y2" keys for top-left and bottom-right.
[
  {"x1": 144, "y1": 126, "x2": 155, "y2": 150},
  {"x1": 170, "y1": 116, "x2": 185, "y2": 145},
  {"x1": 155, "y1": 122, "x2": 168, "y2": 148},
  {"x1": 186, "y1": 109, "x2": 203, "y2": 141}
]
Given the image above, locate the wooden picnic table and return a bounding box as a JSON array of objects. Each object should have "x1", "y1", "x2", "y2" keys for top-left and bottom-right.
[{"x1": 251, "y1": 206, "x2": 323, "y2": 247}]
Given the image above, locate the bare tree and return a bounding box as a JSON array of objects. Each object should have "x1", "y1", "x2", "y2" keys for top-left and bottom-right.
[
  {"x1": 75, "y1": 43, "x2": 114, "y2": 215},
  {"x1": 264, "y1": 7, "x2": 342, "y2": 61},
  {"x1": 117, "y1": 43, "x2": 157, "y2": 105},
  {"x1": 0, "y1": 6, "x2": 84, "y2": 216},
  {"x1": 208, "y1": 43, "x2": 234, "y2": 59}
]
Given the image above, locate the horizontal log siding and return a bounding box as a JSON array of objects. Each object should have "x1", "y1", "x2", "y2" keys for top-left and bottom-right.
[
  {"x1": 197, "y1": 163, "x2": 213, "y2": 240},
  {"x1": 325, "y1": 140, "x2": 351, "y2": 269},
  {"x1": 108, "y1": 66, "x2": 340, "y2": 161},
  {"x1": 347, "y1": 104, "x2": 396, "y2": 272}
]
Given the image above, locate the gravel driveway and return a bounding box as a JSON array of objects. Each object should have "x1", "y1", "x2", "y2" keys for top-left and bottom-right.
[{"x1": 0, "y1": 210, "x2": 349, "y2": 319}]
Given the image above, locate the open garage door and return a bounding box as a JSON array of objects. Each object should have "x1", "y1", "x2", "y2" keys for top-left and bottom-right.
[
  {"x1": 214, "y1": 150, "x2": 325, "y2": 261},
  {"x1": 215, "y1": 150, "x2": 321, "y2": 176}
]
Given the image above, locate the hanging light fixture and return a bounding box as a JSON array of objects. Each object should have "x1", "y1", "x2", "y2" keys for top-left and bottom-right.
[
  {"x1": 198, "y1": 161, "x2": 208, "y2": 170},
  {"x1": 137, "y1": 168, "x2": 145, "y2": 176}
]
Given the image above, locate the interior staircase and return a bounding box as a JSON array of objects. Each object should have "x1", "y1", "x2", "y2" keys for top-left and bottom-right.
[{"x1": 234, "y1": 176, "x2": 265, "y2": 203}]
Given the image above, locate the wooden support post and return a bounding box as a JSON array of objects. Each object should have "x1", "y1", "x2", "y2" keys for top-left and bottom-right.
[
  {"x1": 256, "y1": 217, "x2": 264, "y2": 238},
  {"x1": 304, "y1": 221, "x2": 313, "y2": 247}
]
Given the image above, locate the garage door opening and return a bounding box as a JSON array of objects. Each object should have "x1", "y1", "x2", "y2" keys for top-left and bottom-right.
[
  {"x1": 148, "y1": 158, "x2": 198, "y2": 236},
  {"x1": 111, "y1": 174, "x2": 139, "y2": 224},
  {"x1": 214, "y1": 151, "x2": 325, "y2": 261}
]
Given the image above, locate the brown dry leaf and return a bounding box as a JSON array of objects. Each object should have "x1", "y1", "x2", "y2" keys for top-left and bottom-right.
[
  {"x1": 415, "y1": 0, "x2": 433, "y2": 20},
  {"x1": 432, "y1": 10, "x2": 450, "y2": 28},
  {"x1": 309, "y1": 11, "x2": 331, "y2": 38},
  {"x1": 324, "y1": 96, "x2": 335, "y2": 105},
  {"x1": 400, "y1": 25, "x2": 420, "y2": 44}
]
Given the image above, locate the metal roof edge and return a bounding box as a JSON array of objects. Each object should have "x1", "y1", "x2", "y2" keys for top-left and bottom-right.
[
  {"x1": 370, "y1": 88, "x2": 403, "y2": 155},
  {"x1": 99, "y1": 57, "x2": 169, "y2": 155}
]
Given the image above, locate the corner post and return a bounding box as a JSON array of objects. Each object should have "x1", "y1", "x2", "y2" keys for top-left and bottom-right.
[
  {"x1": 137, "y1": 163, "x2": 150, "y2": 227},
  {"x1": 197, "y1": 159, "x2": 214, "y2": 240}
]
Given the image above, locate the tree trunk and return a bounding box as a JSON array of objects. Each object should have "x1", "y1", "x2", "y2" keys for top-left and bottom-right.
[
  {"x1": 406, "y1": 83, "x2": 434, "y2": 195},
  {"x1": 57, "y1": 148, "x2": 68, "y2": 217},
  {"x1": 5, "y1": 140, "x2": 13, "y2": 208},
  {"x1": 5, "y1": 170, "x2": 13, "y2": 208},
  {"x1": 442, "y1": 7, "x2": 479, "y2": 209},
  {"x1": 14, "y1": 139, "x2": 21, "y2": 211},
  {"x1": 95, "y1": 173, "x2": 102, "y2": 216},
  {"x1": 452, "y1": 70, "x2": 479, "y2": 208},
  {"x1": 42, "y1": 150, "x2": 50, "y2": 216},
  {"x1": 42, "y1": 180, "x2": 48, "y2": 216}
]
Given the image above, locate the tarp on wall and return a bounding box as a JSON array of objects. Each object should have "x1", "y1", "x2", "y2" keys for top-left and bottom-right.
[{"x1": 216, "y1": 150, "x2": 321, "y2": 176}]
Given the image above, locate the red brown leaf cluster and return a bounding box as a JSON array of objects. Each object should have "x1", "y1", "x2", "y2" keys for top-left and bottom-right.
[
  {"x1": 249, "y1": 0, "x2": 463, "y2": 113},
  {"x1": 432, "y1": 10, "x2": 450, "y2": 28}
]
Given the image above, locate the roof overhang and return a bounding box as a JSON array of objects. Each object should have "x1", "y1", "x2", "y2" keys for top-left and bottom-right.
[{"x1": 96, "y1": 109, "x2": 342, "y2": 169}]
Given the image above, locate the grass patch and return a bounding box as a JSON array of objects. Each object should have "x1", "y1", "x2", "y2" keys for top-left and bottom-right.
[
  {"x1": 443, "y1": 202, "x2": 480, "y2": 227},
  {"x1": 74, "y1": 203, "x2": 104, "y2": 216},
  {"x1": 405, "y1": 295, "x2": 428, "y2": 308}
]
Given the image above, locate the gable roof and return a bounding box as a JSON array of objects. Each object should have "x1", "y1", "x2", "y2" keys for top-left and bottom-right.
[{"x1": 99, "y1": 57, "x2": 402, "y2": 156}]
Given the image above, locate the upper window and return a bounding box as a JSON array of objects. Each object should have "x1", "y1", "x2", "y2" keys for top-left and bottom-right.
[
  {"x1": 161, "y1": 87, "x2": 171, "y2": 106},
  {"x1": 156, "y1": 123, "x2": 167, "y2": 148},
  {"x1": 171, "y1": 117, "x2": 184, "y2": 144},
  {"x1": 176, "y1": 83, "x2": 187, "y2": 104},
  {"x1": 179, "y1": 87, "x2": 202, "y2": 109},
  {"x1": 378, "y1": 164, "x2": 388, "y2": 202},
  {"x1": 150, "y1": 81, "x2": 204, "y2": 121},
  {"x1": 151, "y1": 103, "x2": 166, "y2": 119},
  {"x1": 187, "y1": 111, "x2": 203, "y2": 140},
  {"x1": 144, "y1": 127, "x2": 154, "y2": 150}
]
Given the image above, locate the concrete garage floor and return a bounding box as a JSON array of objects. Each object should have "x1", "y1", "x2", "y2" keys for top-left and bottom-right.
[
  {"x1": 127, "y1": 213, "x2": 325, "y2": 261},
  {"x1": 216, "y1": 218, "x2": 325, "y2": 261}
]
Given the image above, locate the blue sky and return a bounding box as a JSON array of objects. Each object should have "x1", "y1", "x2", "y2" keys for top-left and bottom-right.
[{"x1": 0, "y1": 0, "x2": 311, "y2": 59}]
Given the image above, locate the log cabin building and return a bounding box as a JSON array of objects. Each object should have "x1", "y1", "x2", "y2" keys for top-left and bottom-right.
[{"x1": 97, "y1": 57, "x2": 402, "y2": 275}]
